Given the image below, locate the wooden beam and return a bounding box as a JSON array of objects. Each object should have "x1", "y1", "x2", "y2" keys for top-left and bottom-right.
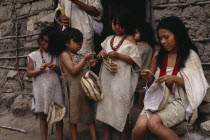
[
  {"x1": 0, "y1": 33, "x2": 40, "y2": 40},
  {"x1": 0, "y1": 66, "x2": 27, "y2": 70},
  {"x1": 0, "y1": 46, "x2": 39, "y2": 54},
  {"x1": 15, "y1": 7, "x2": 54, "y2": 20},
  {"x1": 192, "y1": 38, "x2": 210, "y2": 42},
  {"x1": 0, "y1": 0, "x2": 40, "y2": 6},
  {"x1": 0, "y1": 56, "x2": 27, "y2": 59},
  {"x1": 152, "y1": 1, "x2": 210, "y2": 9}
]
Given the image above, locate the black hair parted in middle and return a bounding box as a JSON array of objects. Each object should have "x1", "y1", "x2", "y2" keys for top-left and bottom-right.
[
  {"x1": 38, "y1": 26, "x2": 64, "y2": 56},
  {"x1": 156, "y1": 16, "x2": 198, "y2": 70},
  {"x1": 112, "y1": 7, "x2": 136, "y2": 35}
]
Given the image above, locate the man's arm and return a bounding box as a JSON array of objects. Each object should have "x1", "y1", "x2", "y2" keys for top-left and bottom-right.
[{"x1": 71, "y1": 0, "x2": 100, "y2": 17}]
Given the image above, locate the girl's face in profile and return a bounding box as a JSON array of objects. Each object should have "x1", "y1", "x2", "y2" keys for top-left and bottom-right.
[
  {"x1": 112, "y1": 19, "x2": 125, "y2": 36},
  {"x1": 40, "y1": 36, "x2": 49, "y2": 51},
  {"x1": 66, "y1": 39, "x2": 82, "y2": 53},
  {"x1": 158, "y1": 29, "x2": 177, "y2": 52},
  {"x1": 134, "y1": 29, "x2": 141, "y2": 41}
]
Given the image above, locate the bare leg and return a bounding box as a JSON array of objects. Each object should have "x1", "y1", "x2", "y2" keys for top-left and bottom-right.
[
  {"x1": 147, "y1": 114, "x2": 180, "y2": 140},
  {"x1": 132, "y1": 115, "x2": 148, "y2": 140},
  {"x1": 40, "y1": 113, "x2": 48, "y2": 140},
  {"x1": 88, "y1": 123, "x2": 97, "y2": 140},
  {"x1": 102, "y1": 123, "x2": 112, "y2": 140},
  {"x1": 56, "y1": 120, "x2": 63, "y2": 140},
  {"x1": 70, "y1": 123, "x2": 77, "y2": 140},
  {"x1": 121, "y1": 115, "x2": 129, "y2": 140}
]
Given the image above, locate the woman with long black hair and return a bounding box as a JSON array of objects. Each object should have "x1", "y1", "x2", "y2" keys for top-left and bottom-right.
[{"x1": 132, "y1": 16, "x2": 209, "y2": 140}]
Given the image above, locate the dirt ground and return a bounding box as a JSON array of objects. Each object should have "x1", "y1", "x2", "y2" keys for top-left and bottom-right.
[
  {"x1": 0, "y1": 109, "x2": 129, "y2": 140},
  {"x1": 1, "y1": 105, "x2": 210, "y2": 140},
  {"x1": 0, "y1": 111, "x2": 103, "y2": 140}
]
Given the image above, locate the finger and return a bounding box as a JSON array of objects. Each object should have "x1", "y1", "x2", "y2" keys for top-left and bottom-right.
[
  {"x1": 103, "y1": 51, "x2": 107, "y2": 55},
  {"x1": 141, "y1": 71, "x2": 149, "y2": 76},
  {"x1": 102, "y1": 52, "x2": 107, "y2": 57},
  {"x1": 157, "y1": 77, "x2": 165, "y2": 83},
  {"x1": 142, "y1": 69, "x2": 150, "y2": 73}
]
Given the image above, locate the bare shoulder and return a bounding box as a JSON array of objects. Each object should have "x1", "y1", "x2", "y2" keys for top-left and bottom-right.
[
  {"x1": 126, "y1": 35, "x2": 137, "y2": 44},
  {"x1": 61, "y1": 51, "x2": 71, "y2": 60}
]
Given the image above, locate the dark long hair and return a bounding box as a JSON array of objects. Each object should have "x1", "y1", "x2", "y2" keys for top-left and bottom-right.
[
  {"x1": 57, "y1": 27, "x2": 83, "y2": 52},
  {"x1": 156, "y1": 16, "x2": 198, "y2": 69},
  {"x1": 136, "y1": 22, "x2": 155, "y2": 49},
  {"x1": 112, "y1": 8, "x2": 136, "y2": 35},
  {"x1": 38, "y1": 26, "x2": 64, "y2": 56}
]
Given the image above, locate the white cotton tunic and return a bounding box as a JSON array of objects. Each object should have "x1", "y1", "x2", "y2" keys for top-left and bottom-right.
[
  {"x1": 96, "y1": 35, "x2": 142, "y2": 132},
  {"x1": 28, "y1": 50, "x2": 64, "y2": 114},
  {"x1": 55, "y1": 0, "x2": 103, "y2": 55}
]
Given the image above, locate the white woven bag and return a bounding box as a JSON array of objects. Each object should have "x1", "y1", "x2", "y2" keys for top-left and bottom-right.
[
  {"x1": 144, "y1": 82, "x2": 170, "y2": 112},
  {"x1": 81, "y1": 71, "x2": 103, "y2": 101},
  {"x1": 47, "y1": 101, "x2": 66, "y2": 124}
]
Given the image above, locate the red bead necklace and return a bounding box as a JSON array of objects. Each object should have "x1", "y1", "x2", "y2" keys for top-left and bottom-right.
[
  {"x1": 40, "y1": 49, "x2": 53, "y2": 64},
  {"x1": 110, "y1": 35, "x2": 127, "y2": 51}
]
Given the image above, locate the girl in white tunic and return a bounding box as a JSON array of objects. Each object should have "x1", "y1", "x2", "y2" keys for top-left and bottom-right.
[
  {"x1": 132, "y1": 16, "x2": 209, "y2": 140},
  {"x1": 26, "y1": 27, "x2": 64, "y2": 140},
  {"x1": 96, "y1": 8, "x2": 142, "y2": 140}
]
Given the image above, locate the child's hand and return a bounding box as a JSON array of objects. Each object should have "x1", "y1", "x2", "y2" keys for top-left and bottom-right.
[
  {"x1": 108, "y1": 51, "x2": 119, "y2": 59},
  {"x1": 141, "y1": 69, "x2": 151, "y2": 80},
  {"x1": 48, "y1": 64, "x2": 57, "y2": 71},
  {"x1": 97, "y1": 49, "x2": 107, "y2": 58},
  {"x1": 40, "y1": 63, "x2": 48, "y2": 72},
  {"x1": 89, "y1": 59, "x2": 98, "y2": 67},
  {"x1": 84, "y1": 52, "x2": 93, "y2": 61}
]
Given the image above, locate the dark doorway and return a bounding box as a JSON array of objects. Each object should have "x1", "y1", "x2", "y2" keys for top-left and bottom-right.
[{"x1": 101, "y1": 0, "x2": 147, "y2": 38}]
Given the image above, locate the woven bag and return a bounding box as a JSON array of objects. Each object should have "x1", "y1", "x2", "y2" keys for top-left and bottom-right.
[
  {"x1": 47, "y1": 101, "x2": 66, "y2": 124},
  {"x1": 144, "y1": 82, "x2": 170, "y2": 112},
  {"x1": 103, "y1": 57, "x2": 117, "y2": 73},
  {"x1": 81, "y1": 70, "x2": 103, "y2": 101}
]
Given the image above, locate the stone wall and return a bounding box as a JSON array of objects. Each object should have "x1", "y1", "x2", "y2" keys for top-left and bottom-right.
[
  {"x1": 0, "y1": 0, "x2": 210, "y2": 136},
  {"x1": 0, "y1": 0, "x2": 55, "y2": 115}
]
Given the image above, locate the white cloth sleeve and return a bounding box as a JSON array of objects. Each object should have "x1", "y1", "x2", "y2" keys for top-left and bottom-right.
[
  {"x1": 28, "y1": 52, "x2": 36, "y2": 62},
  {"x1": 101, "y1": 36, "x2": 111, "y2": 50},
  {"x1": 129, "y1": 45, "x2": 142, "y2": 72},
  {"x1": 88, "y1": 0, "x2": 103, "y2": 21},
  {"x1": 180, "y1": 50, "x2": 209, "y2": 116}
]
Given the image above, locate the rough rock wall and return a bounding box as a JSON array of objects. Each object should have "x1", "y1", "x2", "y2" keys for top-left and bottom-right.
[
  {"x1": 152, "y1": 0, "x2": 210, "y2": 62},
  {"x1": 152, "y1": 0, "x2": 210, "y2": 134},
  {"x1": 0, "y1": 0, "x2": 55, "y2": 115}
]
